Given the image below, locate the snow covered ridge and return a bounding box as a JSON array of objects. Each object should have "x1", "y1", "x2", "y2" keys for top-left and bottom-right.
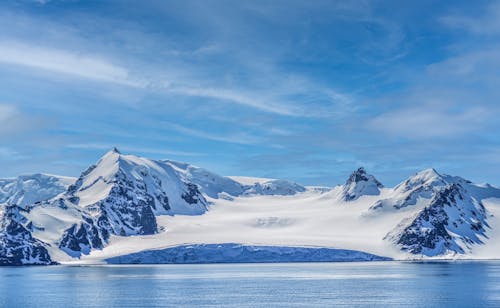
[
  {"x1": 0, "y1": 174, "x2": 75, "y2": 208},
  {"x1": 1, "y1": 148, "x2": 500, "y2": 265}
]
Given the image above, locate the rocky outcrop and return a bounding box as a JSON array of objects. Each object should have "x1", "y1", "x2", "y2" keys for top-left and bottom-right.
[{"x1": 0, "y1": 205, "x2": 54, "y2": 265}]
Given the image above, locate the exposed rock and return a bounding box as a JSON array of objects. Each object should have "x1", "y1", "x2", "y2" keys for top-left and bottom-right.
[{"x1": 0, "y1": 205, "x2": 55, "y2": 265}]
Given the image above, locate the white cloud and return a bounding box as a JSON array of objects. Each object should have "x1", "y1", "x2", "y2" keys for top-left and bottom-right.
[
  {"x1": 164, "y1": 122, "x2": 262, "y2": 145},
  {"x1": 0, "y1": 40, "x2": 352, "y2": 118},
  {"x1": 368, "y1": 104, "x2": 487, "y2": 139},
  {"x1": 426, "y1": 50, "x2": 500, "y2": 82},
  {"x1": 0, "y1": 41, "x2": 143, "y2": 87},
  {"x1": 0, "y1": 104, "x2": 19, "y2": 122},
  {"x1": 441, "y1": 3, "x2": 500, "y2": 35},
  {"x1": 0, "y1": 104, "x2": 48, "y2": 140},
  {"x1": 0, "y1": 146, "x2": 19, "y2": 158},
  {"x1": 168, "y1": 86, "x2": 299, "y2": 116}
]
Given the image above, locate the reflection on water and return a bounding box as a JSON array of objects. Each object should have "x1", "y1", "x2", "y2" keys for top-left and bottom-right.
[{"x1": 0, "y1": 261, "x2": 499, "y2": 307}]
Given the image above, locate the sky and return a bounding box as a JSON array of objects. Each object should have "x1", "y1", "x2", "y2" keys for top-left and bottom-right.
[{"x1": 0, "y1": 0, "x2": 499, "y2": 186}]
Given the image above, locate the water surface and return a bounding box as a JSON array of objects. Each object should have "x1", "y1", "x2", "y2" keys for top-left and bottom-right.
[{"x1": 1, "y1": 261, "x2": 499, "y2": 307}]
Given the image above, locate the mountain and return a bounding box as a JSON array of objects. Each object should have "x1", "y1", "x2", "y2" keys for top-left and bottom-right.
[
  {"x1": 0, "y1": 174, "x2": 75, "y2": 208},
  {"x1": 385, "y1": 183, "x2": 489, "y2": 256},
  {"x1": 7, "y1": 149, "x2": 307, "y2": 261},
  {"x1": 1, "y1": 150, "x2": 500, "y2": 265},
  {"x1": 339, "y1": 167, "x2": 383, "y2": 201},
  {"x1": 53, "y1": 148, "x2": 209, "y2": 256},
  {"x1": 370, "y1": 169, "x2": 500, "y2": 212}
]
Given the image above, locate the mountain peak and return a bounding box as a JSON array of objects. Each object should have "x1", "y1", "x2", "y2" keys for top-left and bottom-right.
[
  {"x1": 414, "y1": 168, "x2": 441, "y2": 180},
  {"x1": 393, "y1": 168, "x2": 446, "y2": 194},
  {"x1": 340, "y1": 167, "x2": 383, "y2": 201},
  {"x1": 345, "y1": 167, "x2": 383, "y2": 187},
  {"x1": 102, "y1": 147, "x2": 122, "y2": 160}
]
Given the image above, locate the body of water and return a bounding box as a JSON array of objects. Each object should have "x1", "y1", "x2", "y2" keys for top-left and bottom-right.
[{"x1": 1, "y1": 261, "x2": 499, "y2": 307}]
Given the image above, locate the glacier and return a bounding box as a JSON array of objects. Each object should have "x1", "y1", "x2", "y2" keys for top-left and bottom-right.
[{"x1": 106, "y1": 243, "x2": 390, "y2": 264}]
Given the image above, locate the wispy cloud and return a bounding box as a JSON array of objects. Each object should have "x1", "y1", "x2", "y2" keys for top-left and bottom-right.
[
  {"x1": 167, "y1": 86, "x2": 298, "y2": 116},
  {"x1": 164, "y1": 122, "x2": 263, "y2": 145},
  {"x1": 0, "y1": 41, "x2": 142, "y2": 87},
  {"x1": 0, "y1": 104, "x2": 47, "y2": 139},
  {"x1": 368, "y1": 104, "x2": 487, "y2": 139},
  {"x1": 0, "y1": 40, "x2": 352, "y2": 118},
  {"x1": 0, "y1": 146, "x2": 19, "y2": 158},
  {"x1": 0, "y1": 104, "x2": 19, "y2": 122},
  {"x1": 440, "y1": 3, "x2": 500, "y2": 35}
]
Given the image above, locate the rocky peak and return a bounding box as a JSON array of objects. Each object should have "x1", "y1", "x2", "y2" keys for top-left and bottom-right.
[{"x1": 340, "y1": 167, "x2": 383, "y2": 201}]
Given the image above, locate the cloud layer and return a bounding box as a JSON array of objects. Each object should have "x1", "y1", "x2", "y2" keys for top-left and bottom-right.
[{"x1": 0, "y1": 1, "x2": 498, "y2": 186}]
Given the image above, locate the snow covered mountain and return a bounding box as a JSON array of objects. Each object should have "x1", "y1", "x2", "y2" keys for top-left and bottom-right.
[
  {"x1": 1, "y1": 150, "x2": 500, "y2": 265},
  {"x1": 369, "y1": 168, "x2": 500, "y2": 212},
  {"x1": 0, "y1": 174, "x2": 75, "y2": 208},
  {"x1": 339, "y1": 167, "x2": 383, "y2": 201},
  {"x1": 46, "y1": 148, "x2": 209, "y2": 257},
  {"x1": 385, "y1": 183, "x2": 489, "y2": 256}
]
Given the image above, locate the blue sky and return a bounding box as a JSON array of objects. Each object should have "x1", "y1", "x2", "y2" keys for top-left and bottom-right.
[{"x1": 0, "y1": 0, "x2": 499, "y2": 186}]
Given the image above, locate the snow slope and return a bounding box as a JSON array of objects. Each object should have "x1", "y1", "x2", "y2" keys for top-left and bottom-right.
[{"x1": 76, "y1": 189, "x2": 407, "y2": 264}]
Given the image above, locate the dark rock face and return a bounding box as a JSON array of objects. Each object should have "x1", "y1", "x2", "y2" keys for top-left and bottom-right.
[
  {"x1": 341, "y1": 167, "x2": 383, "y2": 201},
  {"x1": 386, "y1": 184, "x2": 488, "y2": 256},
  {"x1": 0, "y1": 205, "x2": 54, "y2": 265},
  {"x1": 59, "y1": 168, "x2": 164, "y2": 256},
  {"x1": 182, "y1": 183, "x2": 204, "y2": 204},
  {"x1": 91, "y1": 169, "x2": 162, "y2": 236},
  {"x1": 59, "y1": 217, "x2": 106, "y2": 256}
]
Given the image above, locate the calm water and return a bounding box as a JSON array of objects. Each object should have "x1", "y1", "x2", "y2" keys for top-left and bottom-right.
[{"x1": 1, "y1": 261, "x2": 499, "y2": 307}]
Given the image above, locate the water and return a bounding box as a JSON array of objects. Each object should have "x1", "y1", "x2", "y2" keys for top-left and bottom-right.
[{"x1": 1, "y1": 261, "x2": 499, "y2": 307}]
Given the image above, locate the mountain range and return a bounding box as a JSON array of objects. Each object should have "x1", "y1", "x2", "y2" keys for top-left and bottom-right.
[{"x1": 1, "y1": 148, "x2": 500, "y2": 265}]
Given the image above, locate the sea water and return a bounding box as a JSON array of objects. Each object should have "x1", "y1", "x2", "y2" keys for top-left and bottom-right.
[{"x1": 1, "y1": 261, "x2": 499, "y2": 307}]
